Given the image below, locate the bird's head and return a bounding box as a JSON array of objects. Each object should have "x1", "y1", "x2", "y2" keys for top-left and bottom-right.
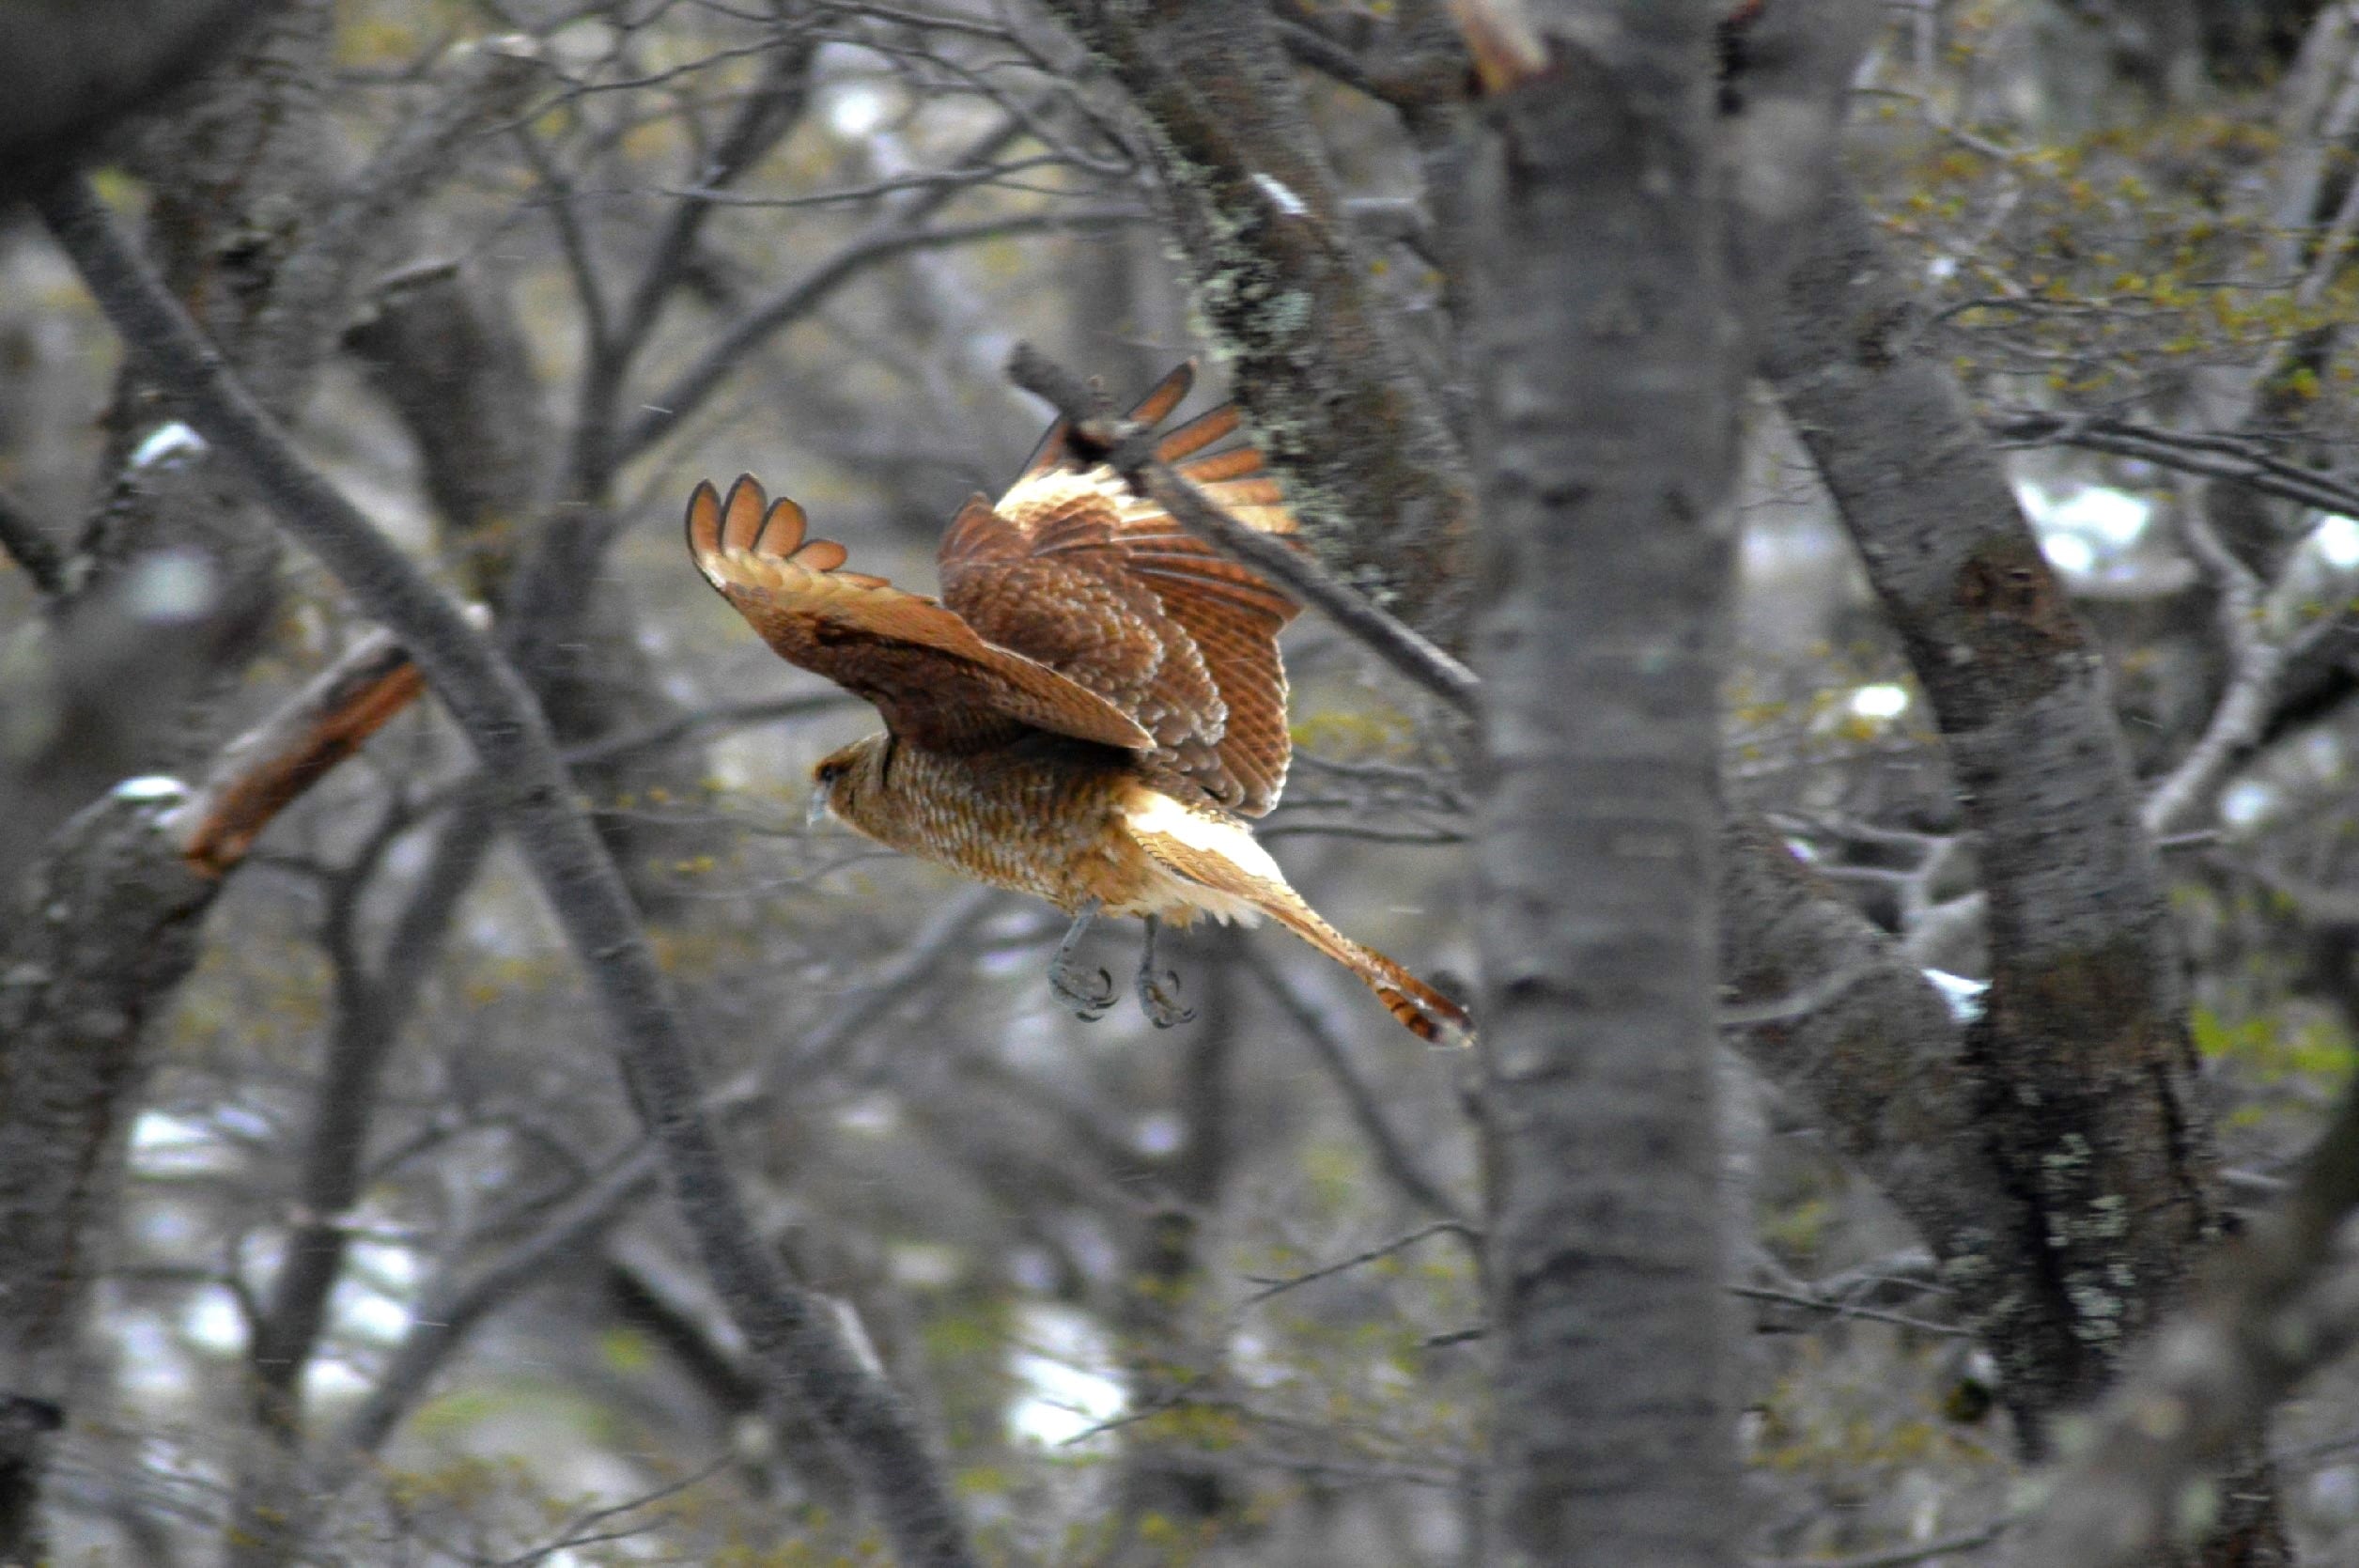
[{"x1": 808, "y1": 735, "x2": 884, "y2": 831}]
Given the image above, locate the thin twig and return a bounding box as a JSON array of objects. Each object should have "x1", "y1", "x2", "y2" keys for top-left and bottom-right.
[
  {"x1": 1750, "y1": 1516, "x2": 2010, "y2": 1568},
  {"x1": 1236, "y1": 1220, "x2": 1480, "y2": 1310},
  {"x1": 619, "y1": 106, "x2": 1042, "y2": 463},
  {"x1": 1728, "y1": 1284, "x2": 1968, "y2": 1339},
  {"x1": 1718, "y1": 962, "x2": 1877, "y2": 1029},
  {"x1": 610, "y1": 36, "x2": 815, "y2": 363},
  {"x1": 2144, "y1": 507, "x2": 2356, "y2": 836},
  {"x1": 1988, "y1": 409, "x2": 2359, "y2": 519},
  {"x1": 1241, "y1": 943, "x2": 1470, "y2": 1225}
]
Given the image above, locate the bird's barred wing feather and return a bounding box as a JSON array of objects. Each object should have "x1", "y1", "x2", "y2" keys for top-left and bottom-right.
[
  {"x1": 941, "y1": 363, "x2": 1302, "y2": 815},
  {"x1": 687, "y1": 474, "x2": 1153, "y2": 754}
]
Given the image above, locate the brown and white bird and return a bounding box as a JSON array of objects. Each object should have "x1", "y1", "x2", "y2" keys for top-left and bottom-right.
[{"x1": 685, "y1": 365, "x2": 1470, "y2": 1045}]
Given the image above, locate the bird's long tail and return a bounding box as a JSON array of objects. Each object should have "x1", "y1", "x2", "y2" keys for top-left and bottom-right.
[
  {"x1": 1256, "y1": 895, "x2": 1474, "y2": 1048},
  {"x1": 1123, "y1": 790, "x2": 1473, "y2": 1047}
]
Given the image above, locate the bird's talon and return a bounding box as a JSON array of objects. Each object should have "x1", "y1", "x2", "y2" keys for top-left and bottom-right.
[
  {"x1": 1050, "y1": 959, "x2": 1120, "y2": 1020},
  {"x1": 1141, "y1": 968, "x2": 1196, "y2": 1029}
]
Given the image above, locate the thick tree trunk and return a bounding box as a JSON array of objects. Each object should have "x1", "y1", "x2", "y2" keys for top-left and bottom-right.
[
  {"x1": 0, "y1": 795, "x2": 215, "y2": 1562},
  {"x1": 1034, "y1": 0, "x2": 1474, "y2": 628},
  {"x1": 1763, "y1": 176, "x2": 2220, "y2": 1436},
  {"x1": 1467, "y1": 8, "x2": 1740, "y2": 1564},
  {"x1": 1761, "y1": 178, "x2": 2282, "y2": 1563},
  {"x1": 0, "y1": 14, "x2": 338, "y2": 1560}
]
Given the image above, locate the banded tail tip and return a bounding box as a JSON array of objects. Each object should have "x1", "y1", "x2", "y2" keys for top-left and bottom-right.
[{"x1": 1388, "y1": 986, "x2": 1476, "y2": 1049}]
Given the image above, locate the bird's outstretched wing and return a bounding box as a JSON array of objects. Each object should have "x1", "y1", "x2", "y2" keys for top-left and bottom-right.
[
  {"x1": 939, "y1": 364, "x2": 1302, "y2": 815},
  {"x1": 687, "y1": 474, "x2": 1153, "y2": 754}
]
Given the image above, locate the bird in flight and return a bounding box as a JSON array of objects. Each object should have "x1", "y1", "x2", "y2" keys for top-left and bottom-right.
[{"x1": 685, "y1": 364, "x2": 1470, "y2": 1045}]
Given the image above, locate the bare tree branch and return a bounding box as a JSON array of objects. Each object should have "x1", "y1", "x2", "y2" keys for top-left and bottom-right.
[
  {"x1": 612, "y1": 104, "x2": 1031, "y2": 462},
  {"x1": 1989, "y1": 409, "x2": 2359, "y2": 520},
  {"x1": 32, "y1": 172, "x2": 981, "y2": 1568},
  {"x1": 255, "y1": 37, "x2": 550, "y2": 405},
  {"x1": 2142, "y1": 511, "x2": 2355, "y2": 836},
  {"x1": 1719, "y1": 816, "x2": 2045, "y2": 1356},
  {"x1": 222, "y1": 773, "x2": 501, "y2": 1568},
  {"x1": 1763, "y1": 174, "x2": 2224, "y2": 1452},
  {"x1": 343, "y1": 262, "x2": 548, "y2": 601},
  {"x1": 1004, "y1": 343, "x2": 1479, "y2": 713},
  {"x1": 629, "y1": 47, "x2": 817, "y2": 332},
  {"x1": 1751, "y1": 1515, "x2": 2010, "y2": 1568},
  {"x1": 175, "y1": 628, "x2": 449, "y2": 876}
]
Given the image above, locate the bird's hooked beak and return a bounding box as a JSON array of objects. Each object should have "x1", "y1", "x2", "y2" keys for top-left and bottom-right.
[{"x1": 805, "y1": 783, "x2": 833, "y2": 830}]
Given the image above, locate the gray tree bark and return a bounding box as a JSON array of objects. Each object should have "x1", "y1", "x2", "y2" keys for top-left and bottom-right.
[
  {"x1": 0, "y1": 14, "x2": 350, "y2": 1556},
  {"x1": 1761, "y1": 178, "x2": 2285, "y2": 1564},
  {"x1": 1032, "y1": 0, "x2": 1475, "y2": 628},
  {"x1": 1466, "y1": 7, "x2": 1741, "y2": 1563},
  {"x1": 0, "y1": 794, "x2": 215, "y2": 1560},
  {"x1": 1763, "y1": 177, "x2": 2222, "y2": 1439},
  {"x1": 2017, "y1": 1062, "x2": 2359, "y2": 1566}
]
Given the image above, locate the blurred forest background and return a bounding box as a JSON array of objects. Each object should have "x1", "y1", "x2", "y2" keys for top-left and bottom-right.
[{"x1": 10, "y1": 0, "x2": 2359, "y2": 1564}]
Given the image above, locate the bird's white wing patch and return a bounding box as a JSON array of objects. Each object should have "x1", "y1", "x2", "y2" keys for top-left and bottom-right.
[{"x1": 1122, "y1": 789, "x2": 1286, "y2": 885}]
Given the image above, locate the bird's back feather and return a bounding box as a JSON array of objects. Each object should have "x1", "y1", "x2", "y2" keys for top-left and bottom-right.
[{"x1": 942, "y1": 365, "x2": 1302, "y2": 815}]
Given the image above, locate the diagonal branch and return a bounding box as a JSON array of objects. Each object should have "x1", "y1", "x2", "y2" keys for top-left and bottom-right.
[
  {"x1": 1718, "y1": 815, "x2": 2042, "y2": 1346},
  {"x1": 1004, "y1": 343, "x2": 1479, "y2": 714},
  {"x1": 1988, "y1": 409, "x2": 2359, "y2": 519},
  {"x1": 31, "y1": 172, "x2": 980, "y2": 1568},
  {"x1": 323, "y1": 884, "x2": 999, "y2": 1481},
  {"x1": 173, "y1": 630, "x2": 429, "y2": 876},
  {"x1": 1763, "y1": 175, "x2": 2220, "y2": 1447},
  {"x1": 2143, "y1": 512, "x2": 2357, "y2": 836}
]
